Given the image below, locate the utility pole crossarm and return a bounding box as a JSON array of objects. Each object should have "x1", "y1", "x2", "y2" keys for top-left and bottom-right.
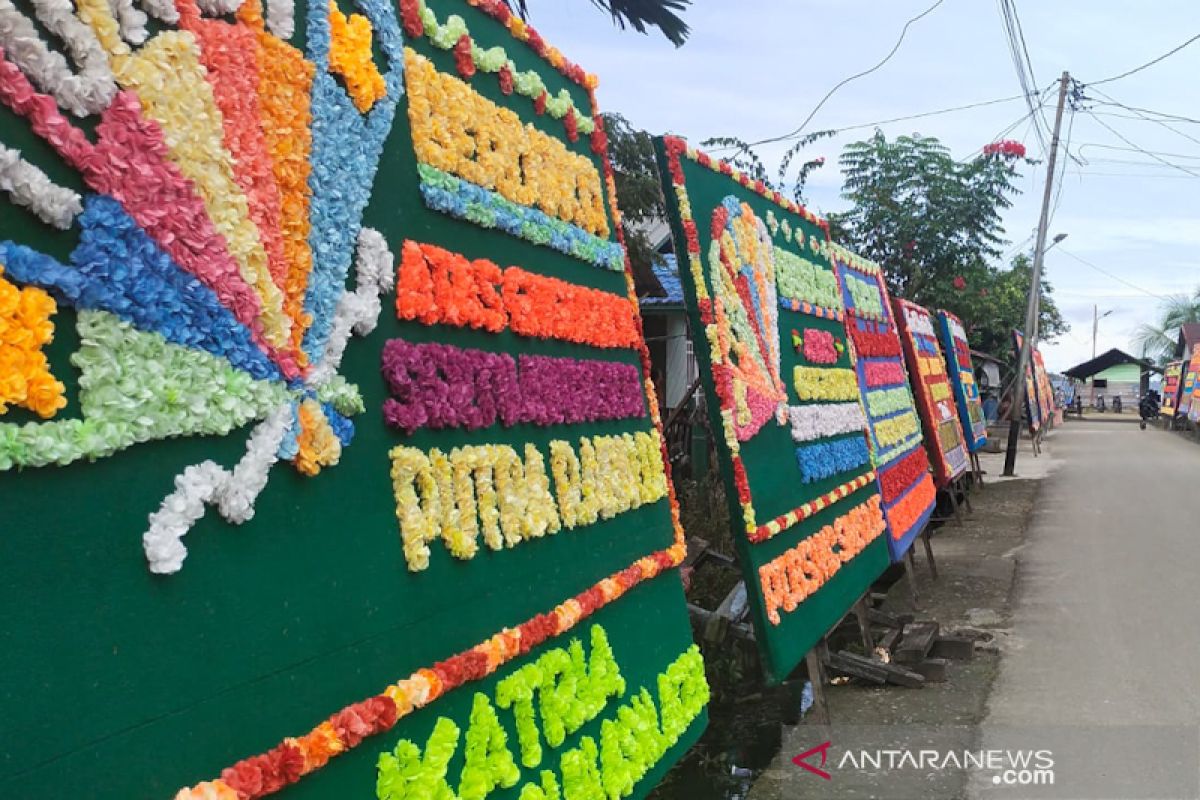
[{"x1": 1003, "y1": 70, "x2": 1071, "y2": 477}]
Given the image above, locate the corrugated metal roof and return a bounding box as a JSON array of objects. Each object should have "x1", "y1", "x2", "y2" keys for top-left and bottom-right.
[{"x1": 641, "y1": 254, "x2": 685, "y2": 307}]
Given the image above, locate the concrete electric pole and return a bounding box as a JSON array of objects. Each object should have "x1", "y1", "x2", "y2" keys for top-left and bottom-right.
[{"x1": 1002, "y1": 71, "x2": 1071, "y2": 477}]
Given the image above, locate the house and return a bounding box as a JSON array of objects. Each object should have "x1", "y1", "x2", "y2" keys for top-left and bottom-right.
[
  {"x1": 1175, "y1": 323, "x2": 1200, "y2": 362},
  {"x1": 639, "y1": 254, "x2": 698, "y2": 411},
  {"x1": 1063, "y1": 348, "x2": 1161, "y2": 409}
]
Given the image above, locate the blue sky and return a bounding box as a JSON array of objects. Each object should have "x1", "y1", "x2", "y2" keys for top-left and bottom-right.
[{"x1": 523, "y1": 0, "x2": 1200, "y2": 370}]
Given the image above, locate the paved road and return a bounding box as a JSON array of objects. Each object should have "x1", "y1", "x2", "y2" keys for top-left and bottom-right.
[{"x1": 975, "y1": 419, "x2": 1200, "y2": 799}]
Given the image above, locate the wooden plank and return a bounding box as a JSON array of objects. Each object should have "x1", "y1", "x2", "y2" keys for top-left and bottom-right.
[
  {"x1": 930, "y1": 634, "x2": 975, "y2": 661},
  {"x1": 894, "y1": 621, "x2": 940, "y2": 664},
  {"x1": 911, "y1": 658, "x2": 949, "y2": 683}
]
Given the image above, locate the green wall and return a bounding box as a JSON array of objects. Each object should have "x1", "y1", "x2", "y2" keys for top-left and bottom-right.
[{"x1": 0, "y1": 1, "x2": 703, "y2": 796}]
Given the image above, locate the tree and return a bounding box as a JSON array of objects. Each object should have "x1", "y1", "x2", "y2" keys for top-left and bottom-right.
[
  {"x1": 829, "y1": 131, "x2": 1067, "y2": 359},
  {"x1": 504, "y1": 0, "x2": 691, "y2": 46},
  {"x1": 600, "y1": 112, "x2": 666, "y2": 295},
  {"x1": 1132, "y1": 290, "x2": 1200, "y2": 365}
]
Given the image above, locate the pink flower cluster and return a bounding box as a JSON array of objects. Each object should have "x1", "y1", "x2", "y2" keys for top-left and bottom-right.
[
  {"x1": 381, "y1": 338, "x2": 646, "y2": 434},
  {"x1": 982, "y1": 139, "x2": 1026, "y2": 158},
  {"x1": 863, "y1": 360, "x2": 907, "y2": 388},
  {"x1": 802, "y1": 328, "x2": 838, "y2": 364}
]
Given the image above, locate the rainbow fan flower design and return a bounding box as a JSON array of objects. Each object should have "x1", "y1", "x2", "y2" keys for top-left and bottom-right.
[
  {"x1": 708, "y1": 196, "x2": 786, "y2": 441},
  {"x1": 0, "y1": 0, "x2": 403, "y2": 572}
]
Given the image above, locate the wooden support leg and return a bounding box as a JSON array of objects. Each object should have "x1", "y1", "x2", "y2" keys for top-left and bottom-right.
[
  {"x1": 805, "y1": 647, "x2": 830, "y2": 725},
  {"x1": 904, "y1": 548, "x2": 921, "y2": 606},
  {"x1": 921, "y1": 529, "x2": 939, "y2": 581},
  {"x1": 853, "y1": 596, "x2": 874, "y2": 652},
  {"x1": 947, "y1": 481, "x2": 964, "y2": 525},
  {"x1": 960, "y1": 475, "x2": 974, "y2": 513},
  {"x1": 970, "y1": 451, "x2": 985, "y2": 489}
]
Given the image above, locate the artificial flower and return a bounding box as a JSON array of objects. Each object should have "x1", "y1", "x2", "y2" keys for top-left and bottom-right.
[
  {"x1": 795, "y1": 436, "x2": 871, "y2": 483},
  {"x1": 328, "y1": 2, "x2": 387, "y2": 112},
  {"x1": 774, "y1": 247, "x2": 840, "y2": 310},
  {"x1": 862, "y1": 360, "x2": 907, "y2": 388},
  {"x1": 388, "y1": 432, "x2": 667, "y2": 572},
  {"x1": 381, "y1": 338, "x2": 644, "y2": 434},
  {"x1": 883, "y1": 471, "x2": 936, "y2": 541},
  {"x1": 395, "y1": 240, "x2": 639, "y2": 348},
  {"x1": 800, "y1": 327, "x2": 839, "y2": 364},
  {"x1": 759, "y1": 496, "x2": 886, "y2": 624},
  {"x1": 417, "y1": 164, "x2": 624, "y2": 271},
  {"x1": 0, "y1": 265, "x2": 64, "y2": 417},
  {"x1": 843, "y1": 272, "x2": 885, "y2": 317},
  {"x1": 877, "y1": 447, "x2": 932, "y2": 504},
  {"x1": 792, "y1": 366, "x2": 860, "y2": 402},
  {"x1": 0, "y1": 143, "x2": 81, "y2": 229},
  {"x1": 865, "y1": 386, "x2": 915, "y2": 419},
  {"x1": 0, "y1": 0, "x2": 116, "y2": 116},
  {"x1": 787, "y1": 402, "x2": 867, "y2": 443},
  {"x1": 404, "y1": 48, "x2": 609, "y2": 237}
]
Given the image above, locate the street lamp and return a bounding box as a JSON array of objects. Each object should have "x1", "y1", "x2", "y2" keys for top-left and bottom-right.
[
  {"x1": 1092, "y1": 306, "x2": 1114, "y2": 359},
  {"x1": 1048, "y1": 232, "x2": 1068, "y2": 250}
]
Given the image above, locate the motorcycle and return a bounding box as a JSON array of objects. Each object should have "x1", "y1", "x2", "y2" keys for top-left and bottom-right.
[{"x1": 1139, "y1": 391, "x2": 1160, "y2": 430}]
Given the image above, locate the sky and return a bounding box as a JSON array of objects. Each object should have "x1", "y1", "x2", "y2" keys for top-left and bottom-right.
[{"x1": 519, "y1": 0, "x2": 1200, "y2": 371}]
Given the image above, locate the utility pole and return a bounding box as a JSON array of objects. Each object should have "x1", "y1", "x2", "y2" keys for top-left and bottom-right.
[{"x1": 1003, "y1": 71, "x2": 1071, "y2": 477}]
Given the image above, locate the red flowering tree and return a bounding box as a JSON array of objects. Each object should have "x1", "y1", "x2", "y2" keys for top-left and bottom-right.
[{"x1": 830, "y1": 131, "x2": 1066, "y2": 358}]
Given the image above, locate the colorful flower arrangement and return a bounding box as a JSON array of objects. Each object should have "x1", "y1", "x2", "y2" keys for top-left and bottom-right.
[
  {"x1": 377, "y1": 629, "x2": 705, "y2": 800},
  {"x1": 662, "y1": 136, "x2": 882, "y2": 548},
  {"x1": 787, "y1": 402, "x2": 867, "y2": 443},
  {"x1": 706, "y1": 196, "x2": 786, "y2": 440},
  {"x1": 775, "y1": 247, "x2": 841, "y2": 312},
  {"x1": 176, "y1": 532, "x2": 689, "y2": 798},
  {"x1": 843, "y1": 272, "x2": 885, "y2": 318},
  {"x1": 795, "y1": 436, "x2": 871, "y2": 484},
  {"x1": 798, "y1": 327, "x2": 839, "y2": 364},
  {"x1": 847, "y1": 319, "x2": 902, "y2": 358},
  {"x1": 758, "y1": 495, "x2": 886, "y2": 624},
  {"x1": 892, "y1": 297, "x2": 969, "y2": 487},
  {"x1": 328, "y1": 1, "x2": 388, "y2": 112},
  {"x1": 417, "y1": 164, "x2": 624, "y2": 271},
  {"x1": 0, "y1": 143, "x2": 82, "y2": 229},
  {"x1": 862, "y1": 359, "x2": 907, "y2": 388},
  {"x1": 865, "y1": 386, "x2": 914, "y2": 419},
  {"x1": 0, "y1": 265, "x2": 65, "y2": 418},
  {"x1": 382, "y1": 339, "x2": 645, "y2": 434},
  {"x1": 792, "y1": 366, "x2": 860, "y2": 402},
  {"x1": 399, "y1": 0, "x2": 598, "y2": 141},
  {"x1": 882, "y1": 470, "x2": 937, "y2": 541},
  {"x1": 389, "y1": 431, "x2": 667, "y2": 571},
  {"x1": 404, "y1": 48, "x2": 609, "y2": 238},
  {"x1": 876, "y1": 448, "x2": 930, "y2": 503},
  {"x1": 832, "y1": 246, "x2": 938, "y2": 552},
  {"x1": 395, "y1": 240, "x2": 639, "y2": 348}
]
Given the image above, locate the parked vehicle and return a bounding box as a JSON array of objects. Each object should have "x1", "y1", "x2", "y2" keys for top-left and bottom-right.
[{"x1": 1140, "y1": 391, "x2": 1160, "y2": 430}]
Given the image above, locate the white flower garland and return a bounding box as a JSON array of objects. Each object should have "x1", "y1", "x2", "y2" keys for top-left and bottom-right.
[
  {"x1": 143, "y1": 404, "x2": 292, "y2": 574},
  {"x1": 107, "y1": 0, "x2": 148, "y2": 45},
  {"x1": 142, "y1": 228, "x2": 393, "y2": 574},
  {"x1": 134, "y1": 0, "x2": 178, "y2": 25},
  {"x1": 306, "y1": 227, "x2": 394, "y2": 387},
  {"x1": 0, "y1": 0, "x2": 116, "y2": 116},
  {"x1": 195, "y1": 0, "x2": 244, "y2": 15},
  {"x1": 0, "y1": 144, "x2": 82, "y2": 229},
  {"x1": 265, "y1": 0, "x2": 294, "y2": 39},
  {"x1": 788, "y1": 402, "x2": 868, "y2": 443}
]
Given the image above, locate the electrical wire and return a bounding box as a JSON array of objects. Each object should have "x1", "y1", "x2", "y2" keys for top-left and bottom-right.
[
  {"x1": 997, "y1": 0, "x2": 1049, "y2": 152},
  {"x1": 745, "y1": 0, "x2": 946, "y2": 146},
  {"x1": 1056, "y1": 249, "x2": 1168, "y2": 300},
  {"x1": 1085, "y1": 87, "x2": 1200, "y2": 148},
  {"x1": 1083, "y1": 113, "x2": 1200, "y2": 177},
  {"x1": 1086, "y1": 32, "x2": 1200, "y2": 86}
]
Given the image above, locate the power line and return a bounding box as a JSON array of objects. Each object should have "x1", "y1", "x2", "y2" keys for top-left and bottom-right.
[
  {"x1": 1084, "y1": 101, "x2": 1200, "y2": 125},
  {"x1": 1084, "y1": 87, "x2": 1200, "y2": 148},
  {"x1": 997, "y1": 0, "x2": 1049, "y2": 152},
  {"x1": 1075, "y1": 142, "x2": 1200, "y2": 162},
  {"x1": 1084, "y1": 112, "x2": 1200, "y2": 177},
  {"x1": 747, "y1": 0, "x2": 946, "y2": 146},
  {"x1": 1056, "y1": 248, "x2": 1167, "y2": 300},
  {"x1": 1086, "y1": 32, "x2": 1200, "y2": 86}
]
